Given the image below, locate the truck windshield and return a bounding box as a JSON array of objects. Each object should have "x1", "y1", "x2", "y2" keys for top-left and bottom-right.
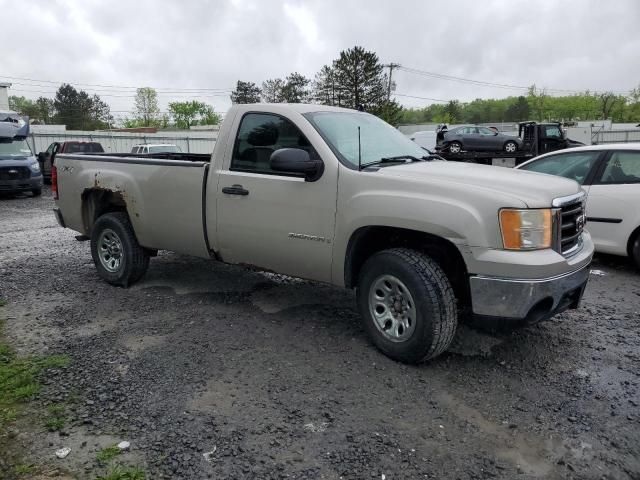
[
  {"x1": 304, "y1": 111, "x2": 428, "y2": 169},
  {"x1": 0, "y1": 139, "x2": 33, "y2": 159}
]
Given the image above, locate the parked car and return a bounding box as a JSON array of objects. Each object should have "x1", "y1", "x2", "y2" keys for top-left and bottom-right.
[
  {"x1": 517, "y1": 144, "x2": 640, "y2": 268},
  {"x1": 52, "y1": 104, "x2": 593, "y2": 363},
  {"x1": 131, "y1": 144, "x2": 181, "y2": 154},
  {"x1": 38, "y1": 141, "x2": 104, "y2": 183},
  {"x1": 0, "y1": 111, "x2": 42, "y2": 196},
  {"x1": 441, "y1": 125, "x2": 523, "y2": 154}
]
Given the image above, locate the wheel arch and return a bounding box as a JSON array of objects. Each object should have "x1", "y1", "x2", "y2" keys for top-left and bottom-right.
[
  {"x1": 344, "y1": 226, "x2": 470, "y2": 307},
  {"x1": 81, "y1": 188, "x2": 129, "y2": 235},
  {"x1": 627, "y1": 224, "x2": 640, "y2": 258}
]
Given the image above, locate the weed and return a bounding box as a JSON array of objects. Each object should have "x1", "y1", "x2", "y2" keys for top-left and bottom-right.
[
  {"x1": 0, "y1": 299, "x2": 7, "y2": 307},
  {"x1": 97, "y1": 445, "x2": 122, "y2": 464},
  {"x1": 14, "y1": 463, "x2": 35, "y2": 475},
  {"x1": 96, "y1": 465, "x2": 146, "y2": 480},
  {"x1": 0, "y1": 319, "x2": 70, "y2": 431},
  {"x1": 44, "y1": 404, "x2": 67, "y2": 431}
]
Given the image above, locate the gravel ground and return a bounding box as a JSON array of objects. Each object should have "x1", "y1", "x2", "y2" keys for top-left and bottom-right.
[{"x1": 0, "y1": 187, "x2": 639, "y2": 480}]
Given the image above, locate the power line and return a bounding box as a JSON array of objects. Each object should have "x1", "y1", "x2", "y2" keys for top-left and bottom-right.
[
  {"x1": 0, "y1": 74, "x2": 233, "y2": 92},
  {"x1": 393, "y1": 93, "x2": 449, "y2": 103},
  {"x1": 397, "y1": 66, "x2": 631, "y2": 95}
]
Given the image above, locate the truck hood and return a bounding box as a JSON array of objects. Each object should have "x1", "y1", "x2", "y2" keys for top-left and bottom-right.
[
  {"x1": 375, "y1": 161, "x2": 581, "y2": 208},
  {"x1": 0, "y1": 156, "x2": 37, "y2": 166}
]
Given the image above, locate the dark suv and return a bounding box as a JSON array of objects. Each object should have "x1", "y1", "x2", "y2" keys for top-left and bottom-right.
[{"x1": 38, "y1": 141, "x2": 104, "y2": 183}]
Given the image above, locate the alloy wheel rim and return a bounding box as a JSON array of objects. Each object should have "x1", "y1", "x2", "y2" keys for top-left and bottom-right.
[
  {"x1": 98, "y1": 228, "x2": 124, "y2": 273},
  {"x1": 368, "y1": 274, "x2": 417, "y2": 342}
]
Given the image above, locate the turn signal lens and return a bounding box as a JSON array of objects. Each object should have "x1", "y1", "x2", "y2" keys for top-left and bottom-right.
[{"x1": 499, "y1": 209, "x2": 552, "y2": 250}]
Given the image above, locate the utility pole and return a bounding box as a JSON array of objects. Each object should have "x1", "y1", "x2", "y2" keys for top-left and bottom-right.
[{"x1": 384, "y1": 63, "x2": 401, "y2": 101}]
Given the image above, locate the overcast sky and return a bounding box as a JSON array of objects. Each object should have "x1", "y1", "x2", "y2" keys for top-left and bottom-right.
[{"x1": 2, "y1": 0, "x2": 639, "y2": 120}]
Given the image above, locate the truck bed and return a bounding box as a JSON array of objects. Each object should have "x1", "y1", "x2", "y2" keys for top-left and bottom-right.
[
  {"x1": 91, "y1": 152, "x2": 212, "y2": 163},
  {"x1": 54, "y1": 153, "x2": 212, "y2": 258}
]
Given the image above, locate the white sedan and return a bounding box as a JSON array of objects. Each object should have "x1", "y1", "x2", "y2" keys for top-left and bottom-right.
[{"x1": 516, "y1": 144, "x2": 640, "y2": 269}]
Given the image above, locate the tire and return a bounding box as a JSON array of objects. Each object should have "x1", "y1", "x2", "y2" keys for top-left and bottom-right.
[
  {"x1": 504, "y1": 141, "x2": 518, "y2": 153},
  {"x1": 32, "y1": 188, "x2": 42, "y2": 197},
  {"x1": 356, "y1": 248, "x2": 458, "y2": 363},
  {"x1": 448, "y1": 141, "x2": 462, "y2": 154},
  {"x1": 631, "y1": 231, "x2": 640, "y2": 271},
  {"x1": 90, "y1": 212, "x2": 150, "y2": 287}
]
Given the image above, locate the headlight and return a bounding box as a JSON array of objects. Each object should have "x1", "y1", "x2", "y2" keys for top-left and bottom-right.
[
  {"x1": 29, "y1": 162, "x2": 41, "y2": 172},
  {"x1": 499, "y1": 208, "x2": 552, "y2": 250}
]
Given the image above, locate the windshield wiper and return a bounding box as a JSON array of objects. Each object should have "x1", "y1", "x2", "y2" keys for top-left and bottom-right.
[{"x1": 359, "y1": 155, "x2": 424, "y2": 170}]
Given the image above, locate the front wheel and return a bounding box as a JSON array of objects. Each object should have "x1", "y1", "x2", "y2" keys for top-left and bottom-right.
[
  {"x1": 90, "y1": 212, "x2": 150, "y2": 287},
  {"x1": 504, "y1": 141, "x2": 518, "y2": 153},
  {"x1": 357, "y1": 248, "x2": 458, "y2": 363},
  {"x1": 32, "y1": 188, "x2": 42, "y2": 197},
  {"x1": 448, "y1": 141, "x2": 462, "y2": 154}
]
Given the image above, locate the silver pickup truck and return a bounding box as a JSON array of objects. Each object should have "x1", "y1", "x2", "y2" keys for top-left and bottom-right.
[{"x1": 53, "y1": 104, "x2": 593, "y2": 363}]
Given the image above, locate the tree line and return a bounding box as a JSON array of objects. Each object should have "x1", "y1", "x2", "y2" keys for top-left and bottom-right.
[
  {"x1": 9, "y1": 44, "x2": 640, "y2": 130},
  {"x1": 9, "y1": 85, "x2": 222, "y2": 130},
  {"x1": 230, "y1": 46, "x2": 403, "y2": 125},
  {"x1": 400, "y1": 86, "x2": 640, "y2": 125}
]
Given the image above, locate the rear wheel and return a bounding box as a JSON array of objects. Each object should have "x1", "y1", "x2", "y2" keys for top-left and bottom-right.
[
  {"x1": 504, "y1": 141, "x2": 518, "y2": 153},
  {"x1": 32, "y1": 188, "x2": 42, "y2": 197},
  {"x1": 90, "y1": 212, "x2": 149, "y2": 287},
  {"x1": 357, "y1": 248, "x2": 458, "y2": 363},
  {"x1": 631, "y1": 231, "x2": 640, "y2": 270},
  {"x1": 448, "y1": 141, "x2": 462, "y2": 154}
]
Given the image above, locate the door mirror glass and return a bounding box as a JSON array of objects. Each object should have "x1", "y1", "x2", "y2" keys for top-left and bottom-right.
[{"x1": 270, "y1": 148, "x2": 323, "y2": 181}]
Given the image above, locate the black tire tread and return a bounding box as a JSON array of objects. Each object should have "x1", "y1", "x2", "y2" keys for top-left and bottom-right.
[
  {"x1": 359, "y1": 248, "x2": 457, "y2": 362},
  {"x1": 631, "y1": 230, "x2": 640, "y2": 271},
  {"x1": 91, "y1": 212, "x2": 149, "y2": 287}
]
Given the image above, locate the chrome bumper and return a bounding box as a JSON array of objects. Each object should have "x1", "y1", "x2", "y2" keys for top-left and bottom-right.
[{"x1": 469, "y1": 263, "x2": 590, "y2": 322}]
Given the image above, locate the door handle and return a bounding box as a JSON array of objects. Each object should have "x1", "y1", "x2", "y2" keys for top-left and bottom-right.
[{"x1": 222, "y1": 184, "x2": 249, "y2": 196}]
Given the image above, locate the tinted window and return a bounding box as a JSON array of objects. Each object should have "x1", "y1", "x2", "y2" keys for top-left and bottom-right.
[
  {"x1": 478, "y1": 127, "x2": 495, "y2": 135},
  {"x1": 461, "y1": 127, "x2": 477, "y2": 135},
  {"x1": 149, "y1": 145, "x2": 181, "y2": 153},
  {"x1": 520, "y1": 151, "x2": 600, "y2": 184},
  {"x1": 232, "y1": 113, "x2": 316, "y2": 174},
  {"x1": 543, "y1": 126, "x2": 562, "y2": 138},
  {"x1": 597, "y1": 151, "x2": 640, "y2": 184}
]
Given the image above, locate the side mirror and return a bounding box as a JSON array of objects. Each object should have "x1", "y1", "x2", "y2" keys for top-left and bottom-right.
[{"x1": 270, "y1": 148, "x2": 323, "y2": 181}]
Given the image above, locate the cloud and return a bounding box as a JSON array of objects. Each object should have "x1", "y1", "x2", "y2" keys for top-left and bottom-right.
[{"x1": 2, "y1": 0, "x2": 639, "y2": 117}]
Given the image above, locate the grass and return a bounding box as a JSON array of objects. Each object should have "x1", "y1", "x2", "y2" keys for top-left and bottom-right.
[
  {"x1": 96, "y1": 445, "x2": 122, "y2": 464},
  {"x1": 96, "y1": 465, "x2": 146, "y2": 480},
  {"x1": 0, "y1": 318, "x2": 70, "y2": 430},
  {"x1": 14, "y1": 463, "x2": 36, "y2": 475},
  {"x1": 0, "y1": 299, "x2": 7, "y2": 307},
  {"x1": 44, "y1": 404, "x2": 67, "y2": 431}
]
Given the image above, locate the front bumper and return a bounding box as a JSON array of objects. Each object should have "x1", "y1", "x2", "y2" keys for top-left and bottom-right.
[
  {"x1": 0, "y1": 176, "x2": 43, "y2": 193},
  {"x1": 469, "y1": 262, "x2": 590, "y2": 323}
]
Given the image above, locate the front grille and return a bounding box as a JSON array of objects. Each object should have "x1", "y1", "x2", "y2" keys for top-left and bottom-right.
[
  {"x1": 558, "y1": 198, "x2": 585, "y2": 255},
  {"x1": 0, "y1": 166, "x2": 30, "y2": 180}
]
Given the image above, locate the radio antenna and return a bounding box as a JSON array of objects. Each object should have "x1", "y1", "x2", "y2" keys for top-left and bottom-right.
[{"x1": 357, "y1": 126, "x2": 362, "y2": 170}]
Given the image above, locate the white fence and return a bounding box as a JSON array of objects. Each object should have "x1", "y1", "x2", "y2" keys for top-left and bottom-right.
[
  {"x1": 592, "y1": 129, "x2": 640, "y2": 145},
  {"x1": 27, "y1": 131, "x2": 217, "y2": 155}
]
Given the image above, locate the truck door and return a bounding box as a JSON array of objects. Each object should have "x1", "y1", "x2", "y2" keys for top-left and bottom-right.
[
  {"x1": 539, "y1": 125, "x2": 565, "y2": 154},
  {"x1": 215, "y1": 112, "x2": 337, "y2": 282}
]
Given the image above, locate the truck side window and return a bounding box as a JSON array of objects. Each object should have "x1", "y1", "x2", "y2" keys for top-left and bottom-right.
[{"x1": 231, "y1": 113, "x2": 316, "y2": 175}]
